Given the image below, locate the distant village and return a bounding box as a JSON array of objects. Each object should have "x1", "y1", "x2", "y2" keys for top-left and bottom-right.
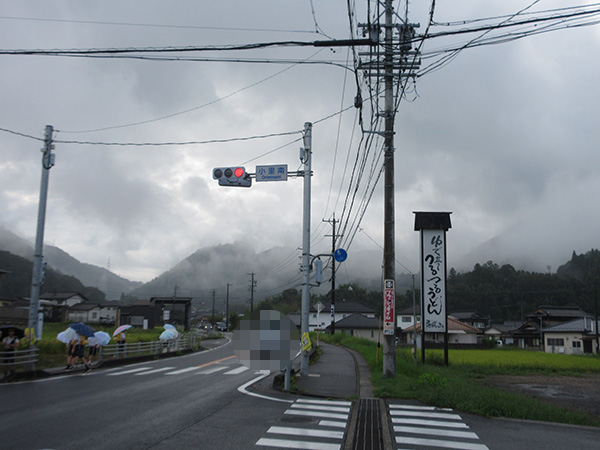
[{"x1": 1, "y1": 290, "x2": 598, "y2": 356}]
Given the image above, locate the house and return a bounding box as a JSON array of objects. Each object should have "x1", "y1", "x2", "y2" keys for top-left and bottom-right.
[
  {"x1": 67, "y1": 303, "x2": 102, "y2": 324},
  {"x1": 543, "y1": 318, "x2": 599, "y2": 355},
  {"x1": 325, "y1": 313, "x2": 381, "y2": 342},
  {"x1": 484, "y1": 321, "x2": 521, "y2": 345},
  {"x1": 39, "y1": 292, "x2": 88, "y2": 322},
  {"x1": 528, "y1": 306, "x2": 590, "y2": 328},
  {"x1": 396, "y1": 304, "x2": 421, "y2": 332},
  {"x1": 449, "y1": 311, "x2": 490, "y2": 331},
  {"x1": 119, "y1": 297, "x2": 192, "y2": 330},
  {"x1": 511, "y1": 320, "x2": 543, "y2": 350},
  {"x1": 404, "y1": 316, "x2": 483, "y2": 347},
  {"x1": 309, "y1": 301, "x2": 376, "y2": 331}
]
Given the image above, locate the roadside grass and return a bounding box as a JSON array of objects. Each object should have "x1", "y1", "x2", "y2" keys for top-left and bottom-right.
[{"x1": 316, "y1": 333, "x2": 600, "y2": 427}]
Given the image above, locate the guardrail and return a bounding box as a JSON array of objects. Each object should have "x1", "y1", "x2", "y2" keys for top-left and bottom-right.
[
  {"x1": 1, "y1": 333, "x2": 204, "y2": 374},
  {"x1": 0, "y1": 348, "x2": 38, "y2": 369},
  {"x1": 97, "y1": 334, "x2": 200, "y2": 362}
]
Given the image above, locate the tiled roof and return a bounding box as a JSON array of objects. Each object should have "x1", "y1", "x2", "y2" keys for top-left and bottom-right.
[
  {"x1": 544, "y1": 318, "x2": 600, "y2": 333},
  {"x1": 327, "y1": 313, "x2": 379, "y2": 330},
  {"x1": 312, "y1": 301, "x2": 375, "y2": 314}
]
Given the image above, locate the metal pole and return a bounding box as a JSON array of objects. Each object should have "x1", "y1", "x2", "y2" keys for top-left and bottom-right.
[
  {"x1": 382, "y1": 0, "x2": 396, "y2": 377},
  {"x1": 225, "y1": 283, "x2": 230, "y2": 331},
  {"x1": 28, "y1": 125, "x2": 54, "y2": 344},
  {"x1": 211, "y1": 289, "x2": 215, "y2": 324},
  {"x1": 300, "y1": 122, "x2": 312, "y2": 375},
  {"x1": 412, "y1": 274, "x2": 417, "y2": 364},
  {"x1": 330, "y1": 214, "x2": 336, "y2": 334}
]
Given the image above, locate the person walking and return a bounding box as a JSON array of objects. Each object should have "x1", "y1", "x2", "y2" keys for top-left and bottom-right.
[{"x1": 2, "y1": 328, "x2": 19, "y2": 376}]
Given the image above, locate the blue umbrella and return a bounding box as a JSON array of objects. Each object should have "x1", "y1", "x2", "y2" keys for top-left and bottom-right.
[
  {"x1": 70, "y1": 322, "x2": 95, "y2": 338},
  {"x1": 164, "y1": 324, "x2": 176, "y2": 330}
]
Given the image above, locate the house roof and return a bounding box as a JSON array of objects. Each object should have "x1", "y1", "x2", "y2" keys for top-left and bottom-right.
[
  {"x1": 544, "y1": 317, "x2": 600, "y2": 333},
  {"x1": 485, "y1": 321, "x2": 522, "y2": 333},
  {"x1": 450, "y1": 311, "x2": 489, "y2": 321},
  {"x1": 312, "y1": 301, "x2": 375, "y2": 314},
  {"x1": 40, "y1": 292, "x2": 86, "y2": 301},
  {"x1": 397, "y1": 304, "x2": 421, "y2": 315},
  {"x1": 528, "y1": 306, "x2": 590, "y2": 319},
  {"x1": 404, "y1": 317, "x2": 481, "y2": 334},
  {"x1": 326, "y1": 313, "x2": 380, "y2": 330},
  {"x1": 68, "y1": 303, "x2": 101, "y2": 311}
]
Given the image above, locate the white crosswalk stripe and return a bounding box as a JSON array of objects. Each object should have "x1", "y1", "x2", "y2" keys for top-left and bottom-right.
[
  {"x1": 104, "y1": 363, "x2": 253, "y2": 378},
  {"x1": 389, "y1": 403, "x2": 489, "y2": 450},
  {"x1": 256, "y1": 399, "x2": 351, "y2": 450}
]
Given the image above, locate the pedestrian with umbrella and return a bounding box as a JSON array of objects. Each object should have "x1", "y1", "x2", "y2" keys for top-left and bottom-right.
[
  {"x1": 113, "y1": 324, "x2": 131, "y2": 359},
  {"x1": 68, "y1": 323, "x2": 95, "y2": 373}
]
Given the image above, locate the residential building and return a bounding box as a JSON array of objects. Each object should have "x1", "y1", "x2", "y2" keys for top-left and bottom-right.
[
  {"x1": 403, "y1": 316, "x2": 483, "y2": 347},
  {"x1": 544, "y1": 318, "x2": 599, "y2": 355},
  {"x1": 309, "y1": 301, "x2": 376, "y2": 331},
  {"x1": 449, "y1": 311, "x2": 490, "y2": 330},
  {"x1": 325, "y1": 313, "x2": 380, "y2": 342}
]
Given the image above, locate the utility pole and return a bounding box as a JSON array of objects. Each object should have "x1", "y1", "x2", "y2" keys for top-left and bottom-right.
[
  {"x1": 381, "y1": 0, "x2": 397, "y2": 378},
  {"x1": 248, "y1": 272, "x2": 256, "y2": 312},
  {"x1": 28, "y1": 125, "x2": 54, "y2": 343},
  {"x1": 300, "y1": 122, "x2": 312, "y2": 376},
  {"x1": 226, "y1": 283, "x2": 230, "y2": 331},
  {"x1": 358, "y1": 1, "x2": 420, "y2": 376},
  {"x1": 211, "y1": 289, "x2": 216, "y2": 324},
  {"x1": 323, "y1": 214, "x2": 341, "y2": 335}
]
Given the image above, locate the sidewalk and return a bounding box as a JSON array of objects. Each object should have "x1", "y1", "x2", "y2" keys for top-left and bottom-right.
[{"x1": 291, "y1": 342, "x2": 374, "y2": 399}]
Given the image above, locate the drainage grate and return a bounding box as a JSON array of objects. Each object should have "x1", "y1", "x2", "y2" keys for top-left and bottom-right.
[{"x1": 351, "y1": 398, "x2": 383, "y2": 450}]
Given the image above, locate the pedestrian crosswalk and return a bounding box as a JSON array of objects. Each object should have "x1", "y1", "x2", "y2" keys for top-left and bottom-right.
[
  {"x1": 389, "y1": 403, "x2": 489, "y2": 450},
  {"x1": 105, "y1": 363, "x2": 253, "y2": 378},
  {"x1": 256, "y1": 399, "x2": 351, "y2": 450}
]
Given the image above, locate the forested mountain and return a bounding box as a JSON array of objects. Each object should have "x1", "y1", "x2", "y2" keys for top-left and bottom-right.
[
  {"x1": 0, "y1": 250, "x2": 106, "y2": 303},
  {"x1": 255, "y1": 250, "x2": 600, "y2": 324}
]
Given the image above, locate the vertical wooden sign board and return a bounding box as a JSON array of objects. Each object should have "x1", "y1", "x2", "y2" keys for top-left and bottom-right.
[{"x1": 414, "y1": 212, "x2": 452, "y2": 365}]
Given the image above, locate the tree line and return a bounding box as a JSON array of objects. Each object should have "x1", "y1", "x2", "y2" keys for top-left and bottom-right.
[{"x1": 254, "y1": 249, "x2": 600, "y2": 324}]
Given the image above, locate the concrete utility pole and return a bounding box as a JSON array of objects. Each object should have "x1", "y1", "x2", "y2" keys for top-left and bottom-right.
[
  {"x1": 211, "y1": 289, "x2": 216, "y2": 324},
  {"x1": 300, "y1": 122, "x2": 312, "y2": 376},
  {"x1": 381, "y1": 0, "x2": 397, "y2": 377},
  {"x1": 323, "y1": 214, "x2": 340, "y2": 334},
  {"x1": 226, "y1": 283, "x2": 230, "y2": 331},
  {"x1": 248, "y1": 272, "x2": 256, "y2": 312},
  {"x1": 28, "y1": 125, "x2": 54, "y2": 342}
]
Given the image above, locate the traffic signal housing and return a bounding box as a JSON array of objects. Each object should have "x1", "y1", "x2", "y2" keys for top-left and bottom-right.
[{"x1": 213, "y1": 166, "x2": 252, "y2": 187}]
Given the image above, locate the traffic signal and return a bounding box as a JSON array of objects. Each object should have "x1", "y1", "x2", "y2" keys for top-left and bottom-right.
[{"x1": 213, "y1": 166, "x2": 252, "y2": 187}]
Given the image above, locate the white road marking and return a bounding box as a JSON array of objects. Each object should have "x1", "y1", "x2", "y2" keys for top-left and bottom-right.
[
  {"x1": 290, "y1": 404, "x2": 351, "y2": 414},
  {"x1": 165, "y1": 366, "x2": 201, "y2": 375},
  {"x1": 392, "y1": 418, "x2": 469, "y2": 428},
  {"x1": 284, "y1": 409, "x2": 348, "y2": 421},
  {"x1": 296, "y1": 399, "x2": 352, "y2": 407},
  {"x1": 390, "y1": 409, "x2": 462, "y2": 420},
  {"x1": 256, "y1": 437, "x2": 340, "y2": 450},
  {"x1": 197, "y1": 366, "x2": 228, "y2": 375},
  {"x1": 396, "y1": 436, "x2": 489, "y2": 450},
  {"x1": 224, "y1": 366, "x2": 249, "y2": 375},
  {"x1": 107, "y1": 367, "x2": 152, "y2": 376},
  {"x1": 389, "y1": 404, "x2": 453, "y2": 411},
  {"x1": 267, "y1": 426, "x2": 344, "y2": 440},
  {"x1": 318, "y1": 420, "x2": 347, "y2": 429},
  {"x1": 134, "y1": 367, "x2": 175, "y2": 376},
  {"x1": 394, "y1": 425, "x2": 479, "y2": 440}
]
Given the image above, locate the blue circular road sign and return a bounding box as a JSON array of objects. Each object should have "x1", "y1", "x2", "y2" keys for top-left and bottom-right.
[{"x1": 334, "y1": 248, "x2": 348, "y2": 262}]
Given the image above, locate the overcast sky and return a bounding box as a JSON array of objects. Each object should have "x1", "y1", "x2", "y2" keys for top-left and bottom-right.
[{"x1": 1, "y1": 1, "x2": 599, "y2": 284}]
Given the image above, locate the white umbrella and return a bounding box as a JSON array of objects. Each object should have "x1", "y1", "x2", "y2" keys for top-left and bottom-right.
[
  {"x1": 159, "y1": 330, "x2": 177, "y2": 340},
  {"x1": 57, "y1": 328, "x2": 78, "y2": 344},
  {"x1": 88, "y1": 331, "x2": 111, "y2": 346}
]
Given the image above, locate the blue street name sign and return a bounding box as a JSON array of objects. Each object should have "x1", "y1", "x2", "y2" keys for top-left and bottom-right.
[{"x1": 256, "y1": 164, "x2": 288, "y2": 182}]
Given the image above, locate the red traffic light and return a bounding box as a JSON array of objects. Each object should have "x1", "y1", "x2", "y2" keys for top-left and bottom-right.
[{"x1": 234, "y1": 167, "x2": 245, "y2": 178}]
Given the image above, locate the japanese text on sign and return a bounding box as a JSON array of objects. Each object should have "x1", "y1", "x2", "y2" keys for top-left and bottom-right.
[
  {"x1": 383, "y1": 279, "x2": 395, "y2": 335},
  {"x1": 421, "y1": 230, "x2": 446, "y2": 332}
]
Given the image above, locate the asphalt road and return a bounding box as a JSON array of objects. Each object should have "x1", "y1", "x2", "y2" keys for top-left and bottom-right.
[{"x1": 0, "y1": 339, "x2": 293, "y2": 450}]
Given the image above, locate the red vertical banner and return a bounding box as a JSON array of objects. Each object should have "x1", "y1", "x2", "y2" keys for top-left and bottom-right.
[{"x1": 383, "y1": 279, "x2": 395, "y2": 335}]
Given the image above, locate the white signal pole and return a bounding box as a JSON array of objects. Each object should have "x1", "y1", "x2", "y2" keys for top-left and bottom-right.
[
  {"x1": 300, "y1": 122, "x2": 312, "y2": 375},
  {"x1": 28, "y1": 125, "x2": 54, "y2": 343}
]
